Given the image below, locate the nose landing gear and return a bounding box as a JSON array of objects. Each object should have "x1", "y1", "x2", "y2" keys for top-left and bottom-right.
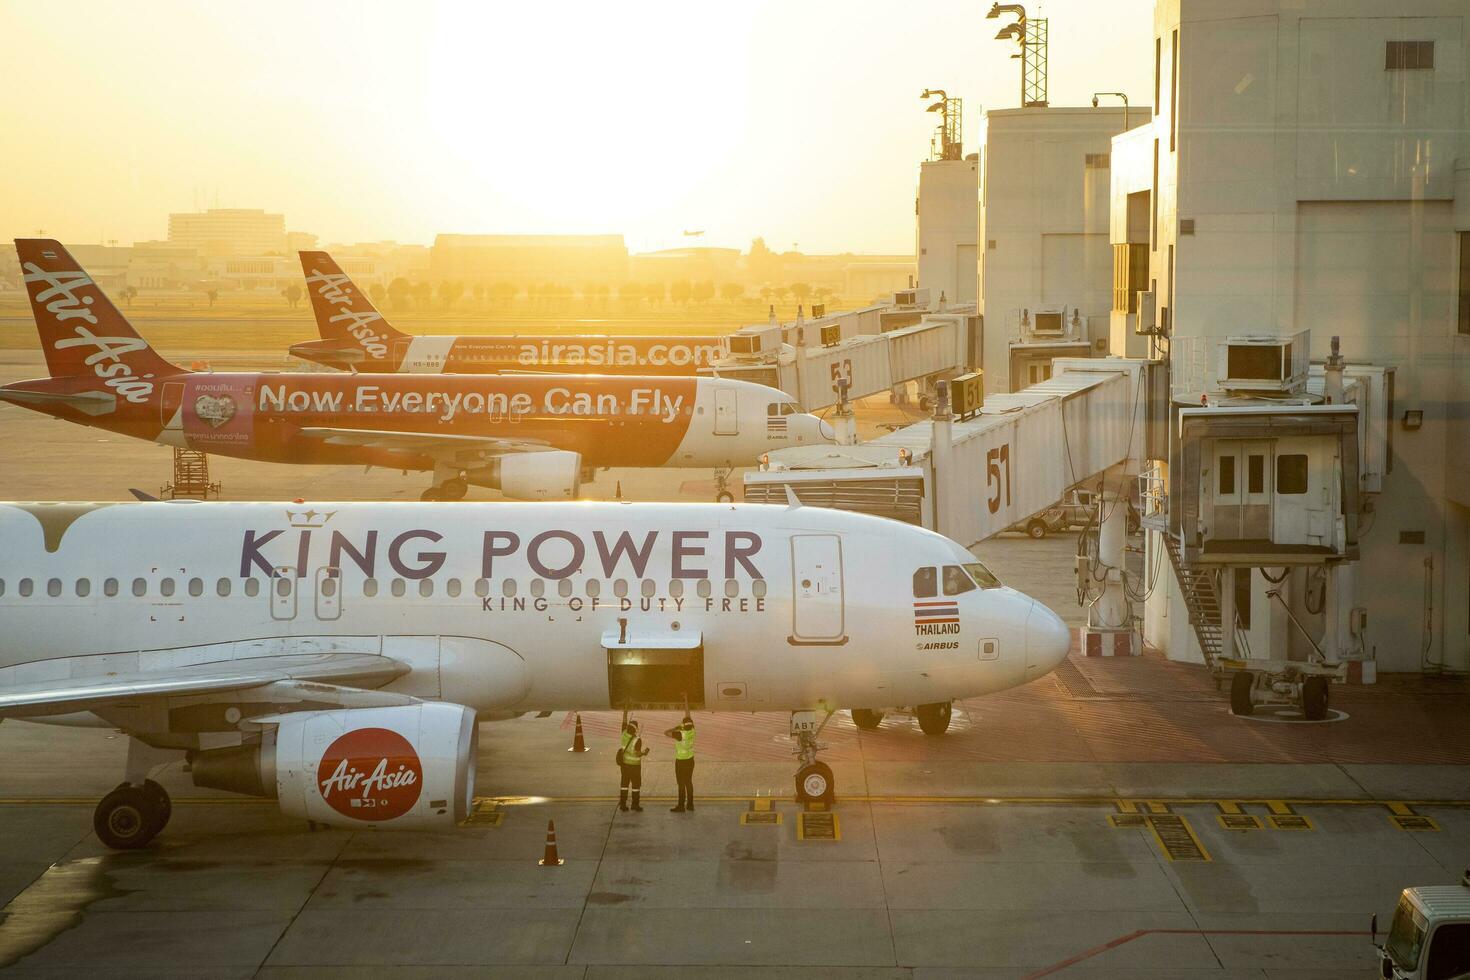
[
  {"x1": 915, "y1": 701, "x2": 953, "y2": 736},
  {"x1": 792, "y1": 709, "x2": 836, "y2": 806},
  {"x1": 713, "y1": 465, "x2": 735, "y2": 504}
]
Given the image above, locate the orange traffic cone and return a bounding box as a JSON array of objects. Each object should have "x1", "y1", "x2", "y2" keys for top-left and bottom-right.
[
  {"x1": 538, "y1": 819, "x2": 564, "y2": 866},
  {"x1": 568, "y1": 713, "x2": 587, "y2": 753}
]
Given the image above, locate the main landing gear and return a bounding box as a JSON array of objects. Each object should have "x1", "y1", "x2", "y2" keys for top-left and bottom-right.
[
  {"x1": 792, "y1": 709, "x2": 836, "y2": 806},
  {"x1": 421, "y1": 475, "x2": 469, "y2": 502},
  {"x1": 849, "y1": 702, "x2": 953, "y2": 736},
  {"x1": 94, "y1": 738, "x2": 178, "y2": 850}
]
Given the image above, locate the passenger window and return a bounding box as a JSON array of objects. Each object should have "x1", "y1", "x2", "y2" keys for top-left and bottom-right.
[
  {"x1": 0, "y1": 579, "x2": 5, "y2": 597},
  {"x1": 104, "y1": 578, "x2": 118, "y2": 597},
  {"x1": 275, "y1": 578, "x2": 290, "y2": 598},
  {"x1": 245, "y1": 579, "x2": 261, "y2": 597},
  {"x1": 188, "y1": 578, "x2": 203, "y2": 597},
  {"x1": 586, "y1": 579, "x2": 601, "y2": 598},
  {"x1": 19, "y1": 578, "x2": 33, "y2": 598},
  {"x1": 697, "y1": 579, "x2": 712, "y2": 598},
  {"x1": 558, "y1": 579, "x2": 573, "y2": 598},
  {"x1": 943, "y1": 565, "x2": 976, "y2": 596},
  {"x1": 363, "y1": 578, "x2": 378, "y2": 597},
  {"x1": 474, "y1": 578, "x2": 489, "y2": 597},
  {"x1": 913, "y1": 567, "x2": 937, "y2": 598},
  {"x1": 964, "y1": 562, "x2": 1002, "y2": 589},
  {"x1": 131, "y1": 578, "x2": 146, "y2": 597},
  {"x1": 725, "y1": 579, "x2": 740, "y2": 598},
  {"x1": 614, "y1": 579, "x2": 628, "y2": 598},
  {"x1": 391, "y1": 579, "x2": 406, "y2": 598},
  {"x1": 161, "y1": 578, "x2": 176, "y2": 597},
  {"x1": 502, "y1": 578, "x2": 516, "y2": 598},
  {"x1": 669, "y1": 580, "x2": 684, "y2": 599},
  {"x1": 641, "y1": 579, "x2": 655, "y2": 598},
  {"x1": 47, "y1": 578, "x2": 62, "y2": 597},
  {"x1": 321, "y1": 577, "x2": 337, "y2": 598},
  {"x1": 419, "y1": 579, "x2": 433, "y2": 598},
  {"x1": 1277, "y1": 454, "x2": 1308, "y2": 495},
  {"x1": 530, "y1": 579, "x2": 545, "y2": 598},
  {"x1": 1218, "y1": 456, "x2": 1236, "y2": 495},
  {"x1": 447, "y1": 578, "x2": 461, "y2": 598},
  {"x1": 752, "y1": 579, "x2": 768, "y2": 598},
  {"x1": 217, "y1": 578, "x2": 231, "y2": 597},
  {"x1": 76, "y1": 578, "x2": 91, "y2": 597}
]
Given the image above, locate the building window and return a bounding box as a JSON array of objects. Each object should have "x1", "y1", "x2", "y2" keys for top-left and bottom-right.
[
  {"x1": 1113, "y1": 243, "x2": 1149, "y2": 312},
  {"x1": 1277, "y1": 455, "x2": 1309, "y2": 494},
  {"x1": 1385, "y1": 40, "x2": 1434, "y2": 71},
  {"x1": 1154, "y1": 36, "x2": 1161, "y2": 110},
  {"x1": 1170, "y1": 29, "x2": 1179, "y2": 151},
  {"x1": 1247, "y1": 454, "x2": 1265, "y2": 494},
  {"x1": 1458, "y1": 231, "x2": 1469, "y2": 336},
  {"x1": 1084, "y1": 153, "x2": 1110, "y2": 169},
  {"x1": 1218, "y1": 456, "x2": 1236, "y2": 495}
]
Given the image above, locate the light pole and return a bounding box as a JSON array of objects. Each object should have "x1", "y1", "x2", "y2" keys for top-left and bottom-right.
[
  {"x1": 921, "y1": 88, "x2": 963, "y2": 161},
  {"x1": 987, "y1": 3, "x2": 1047, "y2": 108},
  {"x1": 1091, "y1": 91, "x2": 1130, "y2": 132}
]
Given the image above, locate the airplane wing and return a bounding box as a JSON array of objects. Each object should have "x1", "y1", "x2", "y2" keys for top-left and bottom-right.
[
  {"x1": 298, "y1": 426, "x2": 552, "y2": 460},
  {"x1": 0, "y1": 652, "x2": 408, "y2": 718}
]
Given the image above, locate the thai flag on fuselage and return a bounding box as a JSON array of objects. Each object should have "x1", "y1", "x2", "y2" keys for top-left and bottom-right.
[
  {"x1": 913, "y1": 600, "x2": 960, "y2": 625},
  {"x1": 767, "y1": 414, "x2": 788, "y2": 435}
]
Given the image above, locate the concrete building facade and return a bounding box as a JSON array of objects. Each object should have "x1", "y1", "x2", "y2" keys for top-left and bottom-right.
[
  {"x1": 1111, "y1": 0, "x2": 1470, "y2": 674},
  {"x1": 167, "y1": 208, "x2": 288, "y2": 257},
  {"x1": 917, "y1": 158, "x2": 978, "y2": 313}
]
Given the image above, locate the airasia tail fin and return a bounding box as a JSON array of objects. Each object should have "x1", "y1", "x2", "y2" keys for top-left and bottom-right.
[
  {"x1": 15, "y1": 239, "x2": 183, "y2": 382},
  {"x1": 298, "y1": 251, "x2": 406, "y2": 353}
]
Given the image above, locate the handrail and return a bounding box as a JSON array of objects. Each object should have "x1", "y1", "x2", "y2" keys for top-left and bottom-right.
[{"x1": 1264, "y1": 588, "x2": 1329, "y2": 664}]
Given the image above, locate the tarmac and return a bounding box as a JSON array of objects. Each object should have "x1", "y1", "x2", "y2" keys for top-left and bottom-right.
[{"x1": 2, "y1": 348, "x2": 1469, "y2": 976}]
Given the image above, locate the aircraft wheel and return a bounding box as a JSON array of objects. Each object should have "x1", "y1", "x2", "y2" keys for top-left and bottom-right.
[
  {"x1": 420, "y1": 487, "x2": 444, "y2": 502},
  {"x1": 795, "y1": 762, "x2": 835, "y2": 806},
  {"x1": 142, "y1": 779, "x2": 172, "y2": 835},
  {"x1": 1229, "y1": 671, "x2": 1255, "y2": 716},
  {"x1": 1302, "y1": 676, "x2": 1329, "y2": 721},
  {"x1": 441, "y1": 478, "x2": 469, "y2": 501},
  {"x1": 851, "y1": 708, "x2": 884, "y2": 731},
  {"x1": 94, "y1": 784, "x2": 163, "y2": 850},
  {"x1": 716, "y1": 491, "x2": 735, "y2": 504},
  {"x1": 916, "y1": 701, "x2": 952, "y2": 736},
  {"x1": 1026, "y1": 520, "x2": 1048, "y2": 540}
]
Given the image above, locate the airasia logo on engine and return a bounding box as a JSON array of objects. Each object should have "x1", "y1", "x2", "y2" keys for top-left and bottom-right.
[{"x1": 316, "y1": 727, "x2": 422, "y2": 821}]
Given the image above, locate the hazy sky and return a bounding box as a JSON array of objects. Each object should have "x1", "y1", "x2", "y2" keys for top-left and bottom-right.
[{"x1": 0, "y1": 0, "x2": 1153, "y2": 254}]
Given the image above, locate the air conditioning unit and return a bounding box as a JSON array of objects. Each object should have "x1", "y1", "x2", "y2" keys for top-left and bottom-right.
[
  {"x1": 811, "y1": 304, "x2": 825, "y2": 318},
  {"x1": 1030, "y1": 308, "x2": 1065, "y2": 337},
  {"x1": 819, "y1": 323, "x2": 841, "y2": 348},
  {"x1": 725, "y1": 324, "x2": 782, "y2": 359},
  {"x1": 1216, "y1": 331, "x2": 1310, "y2": 395}
]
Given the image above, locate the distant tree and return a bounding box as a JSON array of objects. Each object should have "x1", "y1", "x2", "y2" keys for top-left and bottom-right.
[
  {"x1": 490, "y1": 281, "x2": 517, "y2": 306},
  {"x1": 644, "y1": 282, "x2": 666, "y2": 306},
  {"x1": 815, "y1": 285, "x2": 834, "y2": 304},
  {"x1": 671, "y1": 280, "x2": 693, "y2": 305},
  {"x1": 617, "y1": 282, "x2": 642, "y2": 308},
  {"x1": 282, "y1": 283, "x2": 303, "y2": 309},
  {"x1": 758, "y1": 285, "x2": 772, "y2": 303},
  {"x1": 437, "y1": 280, "x2": 464, "y2": 310},
  {"x1": 121, "y1": 285, "x2": 139, "y2": 307},
  {"x1": 594, "y1": 283, "x2": 611, "y2": 310},
  {"x1": 790, "y1": 282, "x2": 812, "y2": 304},
  {"x1": 369, "y1": 281, "x2": 388, "y2": 306},
  {"x1": 206, "y1": 288, "x2": 219, "y2": 308},
  {"x1": 774, "y1": 285, "x2": 790, "y2": 304},
  {"x1": 411, "y1": 281, "x2": 433, "y2": 310},
  {"x1": 387, "y1": 277, "x2": 412, "y2": 310},
  {"x1": 692, "y1": 280, "x2": 715, "y2": 304},
  {"x1": 472, "y1": 282, "x2": 486, "y2": 307},
  {"x1": 720, "y1": 282, "x2": 745, "y2": 302}
]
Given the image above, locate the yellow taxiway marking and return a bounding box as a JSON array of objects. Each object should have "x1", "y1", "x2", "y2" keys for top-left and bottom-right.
[
  {"x1": 1216, "y1": 801, "x2": 1245, "y2": 815},
  {"x1": 1145, "y1": 813, "x2": 1211, "y2": 862},
  {"x1": 796, "y1": 810, "x2": 840, "y2": 841}
]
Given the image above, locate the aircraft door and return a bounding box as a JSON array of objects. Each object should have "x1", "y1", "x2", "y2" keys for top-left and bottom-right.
[
  {"x1": 789, "y1": 534, "x2": 846, "y2": 644},
  {"x1": 314, "y1": 566, "x2": 342, "y2": 621},
  {"x1": 1213, "y1": 441, "x2": 1273, "y2": 540},
  {"x1": 714, "y1": 387, "x2": 738, "y2": 435},
  {"x1": 270, "y1": 565, "x2": 298, "y2": 621}
]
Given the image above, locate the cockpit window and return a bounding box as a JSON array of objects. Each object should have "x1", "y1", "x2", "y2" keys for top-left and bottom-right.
[
  {"x1": 912, "y1": 567, "x2": 937, "y2": 598},
  {"x1": 767, "y1": 402, "x2": 800, "y2": 416},
  {"x1": 964, "y1": 562, "x2": 1002, "y2": 589},
  {"x1": 942, "y1": 565, "x2": 976, "y2": 596}
]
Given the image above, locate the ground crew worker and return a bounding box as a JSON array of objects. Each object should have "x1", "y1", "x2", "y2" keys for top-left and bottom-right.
[
  {"x1": 664, "y1": 714, "x2": 695, "y2": 812},
  {"x1": 618, "y1": 720, "x2": 649, "y2": 812}
]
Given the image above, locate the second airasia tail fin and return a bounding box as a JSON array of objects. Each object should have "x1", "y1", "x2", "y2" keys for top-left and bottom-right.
[
  {"x1": 15, "y1": 239, "x2": 183, "y2": 383},
  {"x1": 298, "y1": 251, "x2": 407, "y2": 357}
]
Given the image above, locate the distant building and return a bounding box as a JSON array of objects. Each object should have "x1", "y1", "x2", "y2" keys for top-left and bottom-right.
[
  {"x1": 127, "y1": 241, "x2": 205, "y2": 291},
  {"x1": 167, "y1": 208, "x2": 287, "y2": 257},
  {"x1": 430, "y1": 234, "x2": 629, "y2": 286},
  {"x1": 284, "y1": 231, "x2": 319, "y2": 255},
  {"x1": 917, "y1": 157, "x2": 978, "y2": 313},
  {"x1": 629, "y1": 247, "x2": 741, "y2": 285}
]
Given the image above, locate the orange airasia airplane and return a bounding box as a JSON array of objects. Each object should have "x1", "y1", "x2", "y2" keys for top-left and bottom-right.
[
  {"x1": 289, "y1": 251, "x2": 727, "y2": 376},
  {"x1": 0, "y1": 241, "x2": 833, "y2": 501}
]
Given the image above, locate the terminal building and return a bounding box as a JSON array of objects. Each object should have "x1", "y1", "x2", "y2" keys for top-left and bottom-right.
[{"x1": 1110, "y1": 0, "x2": 1470, "y2": 675}]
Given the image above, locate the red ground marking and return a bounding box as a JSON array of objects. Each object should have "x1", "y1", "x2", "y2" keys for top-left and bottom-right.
[
  {"x1": 1023, "y1": 928, "x2": 1369, "y2": 978},
  {"x1": 562, "y1": 637, "x2": 1470, "y2": 764}
]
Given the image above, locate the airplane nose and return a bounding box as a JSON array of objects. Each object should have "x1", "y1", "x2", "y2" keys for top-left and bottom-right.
[{"x1": 1025, "y1": 600, "x2": 1072, "y2": 675}]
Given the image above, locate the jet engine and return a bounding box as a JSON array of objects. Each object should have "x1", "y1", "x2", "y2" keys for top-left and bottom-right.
[
  {"x1": 190, "y1": 702, "x2": 477, "y2": 829},
  {"x1": 478, "y1": 449, "x2": 581, "y2": 501}
]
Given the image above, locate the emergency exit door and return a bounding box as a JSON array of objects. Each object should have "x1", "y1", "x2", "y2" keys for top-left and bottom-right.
[
  {"x1": 1214, "y1": 441, "x2": 1273, "y2": 540},
  {"x1": 789, "y1": 534, "x2": 846, "y2": 645},
  {"x1": 714, "y1": 388, "x2": 738, "y2": 435}
]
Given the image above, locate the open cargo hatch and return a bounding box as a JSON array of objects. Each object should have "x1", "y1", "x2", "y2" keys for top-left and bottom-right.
[{"x1": 603, "y1": 629, "x2": 705, "y2": 710}]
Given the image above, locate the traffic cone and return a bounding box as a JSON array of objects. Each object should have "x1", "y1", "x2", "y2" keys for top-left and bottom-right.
[
  {"x1": 538, "y1": 819, "x2": 564, "y2": 866},
  {"x1": 568, "y1": 713, "x2": 587, "y2": 753}
]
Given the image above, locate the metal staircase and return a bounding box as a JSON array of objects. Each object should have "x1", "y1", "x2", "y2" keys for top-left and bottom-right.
[
  {"x1": 161, "y1": 448, "x2": 221, "y2": 500},
  {"x1": 1161, "y1": 531, "x2": 1225, "y2": 674}
]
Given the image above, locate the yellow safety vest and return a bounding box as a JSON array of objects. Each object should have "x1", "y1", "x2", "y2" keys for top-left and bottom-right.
[
  {"x1": 675, "y1": 728, "x2": 695, "y2": 761},
  {"x1": 622, "y1": 736, "x2": 643, "y2": 766}
]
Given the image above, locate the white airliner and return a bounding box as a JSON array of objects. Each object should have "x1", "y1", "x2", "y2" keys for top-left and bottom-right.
[{"x1": 0, "y1": 499, "x2": 1071, "y2": 848}]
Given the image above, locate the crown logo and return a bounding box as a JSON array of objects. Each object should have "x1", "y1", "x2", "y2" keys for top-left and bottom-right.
[{"x1": 286, "y1": 508, "x2": 335, "y2": 529}]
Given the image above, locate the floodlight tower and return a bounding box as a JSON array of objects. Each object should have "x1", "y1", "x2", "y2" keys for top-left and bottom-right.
[
  {"x1": 987, "y1": 2, "x2": 1047, "y2": 108},
  {"x1": 921, "y1": 88, "x2": 963, "y2": 161}
]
